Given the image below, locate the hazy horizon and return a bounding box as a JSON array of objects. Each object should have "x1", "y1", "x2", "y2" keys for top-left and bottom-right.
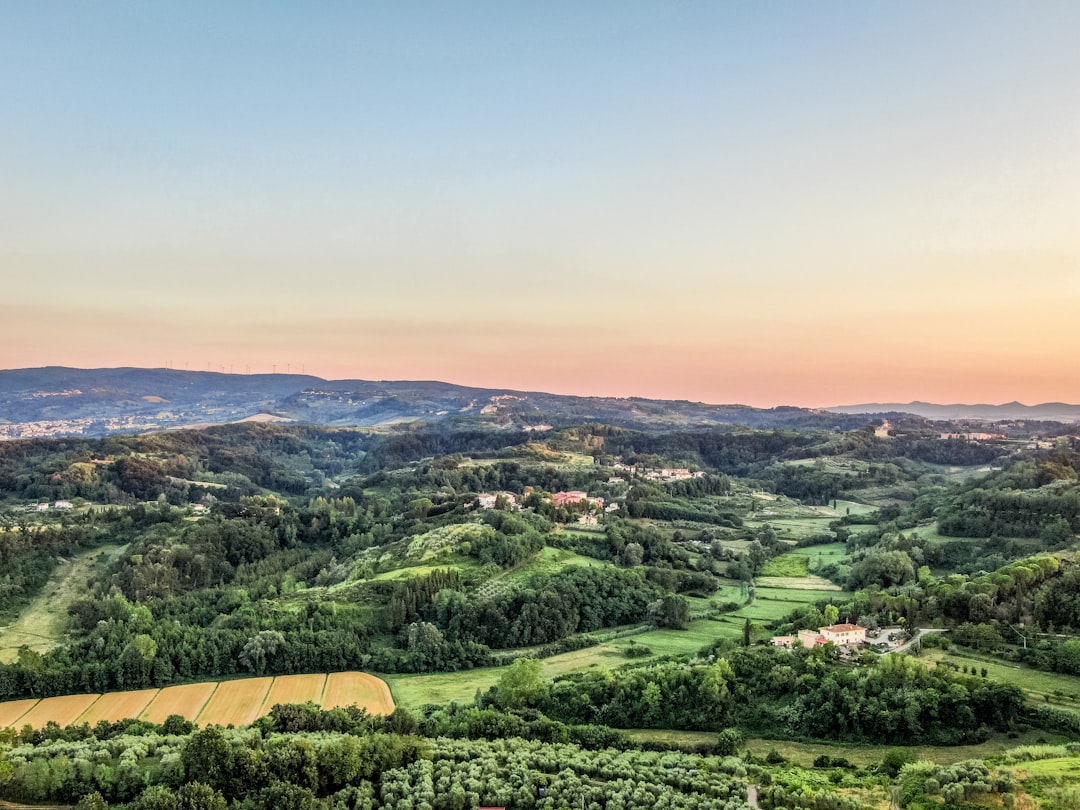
[
  {"x1": 4, "y1": 3, "x2": 1078, "y2": 407},
  {"x1": 4, "y1": 364, "x2": 1079, "y2": 412}
]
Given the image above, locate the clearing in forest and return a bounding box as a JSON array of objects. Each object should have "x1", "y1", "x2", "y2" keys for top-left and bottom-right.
[{"x1": 0, "y1": 544, "x2": 128, "y2": 663}]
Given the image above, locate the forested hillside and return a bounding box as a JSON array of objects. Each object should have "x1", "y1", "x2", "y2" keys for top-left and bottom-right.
[{"x1": 1, "y1": 417, "x2": 1079, "y2": 807}]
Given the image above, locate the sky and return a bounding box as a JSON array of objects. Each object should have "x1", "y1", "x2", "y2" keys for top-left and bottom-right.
[{"x1": 2, "y1": 2, "x2": 1079, "y2": 407}]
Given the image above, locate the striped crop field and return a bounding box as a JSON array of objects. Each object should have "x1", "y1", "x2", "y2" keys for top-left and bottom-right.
[
  {"x1": 77, "y1": 688, "x2": 158, "y2": 726},
  {"x1": 0, "y1": 698, "x2": 39, "y2": 728},
  {"x1": 140, "y1": 682, "x2": 219, "y2": 725},
  {"x1": 0, "y1": 671, "x2": 394, "y2": 730},
  {"x1": 263, "y1": 673, "x2": 327, "y2": 709},
  {"x1": 197, "y1": 677, "x2": 274, "y2": 727},
  {"x1": 323, "y1": 671, "x2": 394, "y2": 716},
  {"x1": 18, "y1": 694, "x2": 100, "y2": 728}
]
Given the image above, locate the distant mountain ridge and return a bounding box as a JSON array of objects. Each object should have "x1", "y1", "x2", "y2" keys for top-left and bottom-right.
[
  {"x1": 0, "y1": 366, "x2": 871, "y2": 438},
  {"x1": 826, "y1": 401, "x2": 1080, "y2": 422}
]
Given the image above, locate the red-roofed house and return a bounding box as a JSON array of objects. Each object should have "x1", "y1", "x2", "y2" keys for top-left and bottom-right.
[
  {"x1": 552, "y1": 491, "x2": 588, "y2": 507},
  {"x1": 784, "y1": 623, "x2": 866, "y2": 649},
  {"x1": 820, "y1": 623, "x2": 866, "y2": 646}
]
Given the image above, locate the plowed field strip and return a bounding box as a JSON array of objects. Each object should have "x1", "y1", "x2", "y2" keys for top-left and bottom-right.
[
  {"x1": 0, "y1": 672, "x2": 393, "y2": 729},
  {"x1": 196, "y1": 677, "x2": 273, "y2": 727},
  {"x1": 77, "y1": 689, "x2": 158, "y2": 725},
  {"x1": 322, "y1": 672, "x2": 394, "y2": 716},
  {"x1": 0, "y1": 699, "x2": 40, "y2": 728},
  {"x1": 19, "y1": 694, "x2": 100, "y2": 728},
  {"x1": 140, "y1": 682, "x2": 218, "y2": 725},
  {"x1": 263, "y1": 674, "x2": 327, "y2": 712}
]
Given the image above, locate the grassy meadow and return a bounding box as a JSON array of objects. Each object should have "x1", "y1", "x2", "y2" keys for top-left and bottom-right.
[{"x1": 0, "y1": 544, "x2": 128, "y2": 663}]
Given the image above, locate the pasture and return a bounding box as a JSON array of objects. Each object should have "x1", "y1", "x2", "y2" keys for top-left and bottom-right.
[
  {"x1": 0, "y1": 544, "x2": 128, "y2": 663},
  {"x1": 387, "y1": 668, "x2": 504, "y2": 709},
  {"x1": 926, "y1": 649, "x2": 1080, "y2": 709},
  {"x1": 744, "y1": 728, "x2": 1073, "y2": 768},
  {"x1": 0, "y1": 671, "x2": 395, "y2": 730},
  {"x1": 625, "y1": 618, "x2": 743, "y2": 656},
  {"x1": 759, "y1": 554, "x2": 809, "y2": 577},
  {"x1": 788, "y1": 542, "x2": 850, "y2": 561},
  {"x1": 502, "y1": 547, "x2": 608, "y2": 584}
]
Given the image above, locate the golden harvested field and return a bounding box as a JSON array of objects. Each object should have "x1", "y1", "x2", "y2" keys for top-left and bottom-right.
[
  {"x1": 196, "y1": 677, "x2": 273, "y2": 727},
  {"x1": 140, "y1": 682, "x2": 219, "y2": 725},
  {"x1": 323, "y1": 671, "x2": 394, "y2": 716},
  {"x1": 0, "y1": 672, "x2": 393, "y2": 729},
  {"x1": 77, "y1": 689, "x2": 158, "y2": 725},
  {"x1": 19, "y1": 694, "x2": 100, "y2": 728},
  {"x1": 0, "y1": 698, "x2": 40, "y2": 728},
  {"x1": 263, "y1": 674, "x2": 327, "y2": 709}
]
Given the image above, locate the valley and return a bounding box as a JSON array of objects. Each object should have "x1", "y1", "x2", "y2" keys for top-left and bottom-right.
[{"x1": 0, "y1": 406, "x2": 1078, "y2": 808}]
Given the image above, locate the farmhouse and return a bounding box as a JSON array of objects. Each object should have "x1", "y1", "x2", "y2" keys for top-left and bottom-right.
[
  {"x1": 773, "y1": 623, "x2": 867, "y2": 649},
  {"x1": 477, "y1": 492, "x2": 518, "y2": 509},
  {"x1": 820, "y1": 623, "x2": 867, "y2": 645},
  {"x1": 552, "y1": 491, "x2": 588, "y2": 507}
]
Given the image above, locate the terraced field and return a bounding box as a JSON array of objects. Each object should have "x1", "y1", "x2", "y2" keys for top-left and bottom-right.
[{"x1": 0, "y1": 671, "x2": 393, "y2": 730}]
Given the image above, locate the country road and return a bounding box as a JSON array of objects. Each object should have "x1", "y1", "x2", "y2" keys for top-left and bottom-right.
[{"x1": 893, "y1": 628, "x2": 948, "y2": 654}]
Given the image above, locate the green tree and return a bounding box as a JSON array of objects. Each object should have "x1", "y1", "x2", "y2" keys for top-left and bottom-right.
[
  {"x1": 175, "y1": 782, "x2": 227, "y2": 810},
  {"x1": 650, "y1": 594, "x2": 690, "y2": 630},
  {"x1": 75, "y1": 793, "x2": 109, "y2": 810},
  {"x1": 239, "y1": 630, "x2": 285, "y2": 674},
  {"x1": 496, "y1": 658, "x2": 549, "y2": 709}
]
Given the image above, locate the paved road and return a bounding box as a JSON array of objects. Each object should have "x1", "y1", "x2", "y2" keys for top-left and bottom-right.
[{"x1": 892, "y1": 627, "x2": 948, "y2": 654}]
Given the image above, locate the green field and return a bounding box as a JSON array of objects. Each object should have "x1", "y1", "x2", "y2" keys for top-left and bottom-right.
[
  {"x1": 624, "y1": 727, "x2": 1071, "y2": 766},
  {"x1": 0, "y1": 544, "x2": 127, "y2": 663},
  {"x1": 755, "y1": 587, "x2": 846, "y2": 604},
  {"x1": 745, "y1": 518, "x2": 835, "y2": 540},
  {"x1": 926, "y1": 649, "x2": 1080, "y2": 708},
  {"x1": 788, "y1": 542, "x2": 850, "y2": 561},
  {"x1": 501, "y1": 547, "x2": 608, "y2": 584},
  {"x1": 624, "y1": 619, "x2": 744, "y2": 656},
  {"x1": 743, "y1": 729, "x2": 1072, "y2": 768},
  {"x1": 385, "y1": 640, "x2": 639, "y2": 709},
  {"x1": 386, "y1": 667, "x2": 505, "y2": 709},
  {"x1": 760, "y1": 554, "x2": 809, "y2": 577},
  {"x1": 732, "y1": 602, "x2": 804, "y2": 622},
  {"x1": 371, "y1": 563, "x2": 469, "y2": 581}
]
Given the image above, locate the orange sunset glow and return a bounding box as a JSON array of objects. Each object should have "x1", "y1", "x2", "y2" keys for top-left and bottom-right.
[{"x1": 3, "y1": 3, "x2": 1078, "y2": 406}]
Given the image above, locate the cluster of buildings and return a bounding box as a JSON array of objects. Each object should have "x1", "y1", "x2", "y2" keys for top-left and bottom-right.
[
  {"x1": 477, "y1": 492, "x2": 519, "y2": 510},
  {"x1": 475, "y1": 489, "x2": 620, "y2": 521},
  {"x1": 610, "y1": 462, "x2": 703, "y2": 482},
  {"x1": 27, "y1": 500, "x2": 75, "y2": 512},
  {"x1": 772, "y1": 623, "x2": 867, "y2": 650}
]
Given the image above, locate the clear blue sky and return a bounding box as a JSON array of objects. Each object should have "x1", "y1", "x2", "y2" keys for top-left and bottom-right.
[{"x1": 3, "y1": 2, "x2": 1078, "y2": 404}]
